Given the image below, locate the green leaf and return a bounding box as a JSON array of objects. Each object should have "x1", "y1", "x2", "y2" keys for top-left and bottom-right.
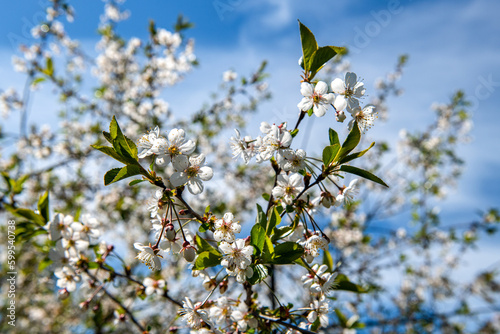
[
  {"x1": 262, "y1": 236, "x2": 275, "y2": 263},
  {"x1": 198, "y1": 222, "x2": 210, "y2": 233},
  {"x1": 335, "y1": 274, "x2": 367, "y2": 293},
  {"x1": 247, "y1": 264, "x2": 269, "y2": 285},
  {"x1": 290, "y1": 129, "x2": 299, "y2": 138},
  {"x1": 87, "y1": 261, "x2": 99, "y2": 269},
  {"x1": 5, "y1": 205, "x2": 45, "y2": 226},
  {"x1": 44, "y1": 57, "x2": 54, "y2": 76},
  {"x1": 310, "y1": 318, "x2": 321, "y2": 332},
  {"x1": 256, "y1": 204, "x2": 266, "y2": 228},
  {"x1": 37, "y1": 191, "x2": 50, "y2": 223},
  {"x1": 109, "y1": 116, "x2": 138, "y2": 161},
  {"x1": 91, "y1": 145, "x2": 132, "y2": 165},
  {"x1": 12, "y1": 174, "x2": 29, "y2": 194},
  {"x1": 323, "y1": 249, "x2": 334, "y2": 271},
  {"x1": 1, "y1": 172, "x2": 13, "y2": 191},
  {"x1": 195, "y1": 234, "x2": 220, "y2": 255},
  {"x1": 266, "y1": 207, "x2": 281, "y2": 236},
  {"x1": 298, "y1": 20, "x2": 318, "y2": 72},
  {"x1": 32, "y1": 77, "x2": 46, "y2": 86},
  {"x1": 193, "y1": 251, "x2": 222, "y2": 270},
  {"x1": 329, "y1": 128, "x2": 340, "y2": 146},
  {"x1": 309, "y1": 46, "x2": 345, "y2": 79},
  {"x1": 104, "y1": 165, "x2": 143, "y2": 186},
  {"x1": 339, "y1": 165, "x2": 388, "y2": 188},
  {"x1": 271, "y1": 242, "x2": 304, "y2": 264},
  {"x1": 335, "y1": 308, "x2": 348, "y2": 326},
  {"x1": 129, "y1": 179, "x2": 145, "y2": 186},
  {"x1": 38, "y1": 258, "x2": 53, "y2": 271},
  {"x1": 337, "y1": 121, "x2": 361, "y2": 160},
  {"x1": 102, "y1": 131, "x2": 113, "y2": 143},
  {"x1": 339, "y1": 142, "x2": 375, "y2": 165},
  {"x1": 322, "y1": 144, "x2": 340, "y2": 166},
  {"x1": 271, "y1": 226, "x2": 293, "y2": 242},
  {"x1": 250, "y1": 224, "x2": 266, "y2": 255}
]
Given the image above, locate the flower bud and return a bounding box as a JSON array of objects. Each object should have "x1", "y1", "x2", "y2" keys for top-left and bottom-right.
[
  {"x1": 58, "y1": 288, "x2": 70, "y2": 300},
  {"x1": 165, "y1": 223, "x2": 176, "y2": 241},
  {"x1": 79, "y1": 301, "x2": 90, "y2": 310},
  {"x1": 219, "y1": 278, "x2": 228, "y2": 294},
  {"x1": 183, "y1": 246, "x2": 196, "y2": 262}
]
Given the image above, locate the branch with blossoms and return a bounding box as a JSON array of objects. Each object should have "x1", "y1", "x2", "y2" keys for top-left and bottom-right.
[
  {"x1": 84, "y1": 21, "x2": 389, "y2": 333},
  {"x1": 2, "y1": 0, "x2": 500, "y2": 332}
]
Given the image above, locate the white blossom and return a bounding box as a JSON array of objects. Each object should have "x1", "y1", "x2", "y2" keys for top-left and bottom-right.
[
  {"x1": 179, "y1": 297, "x2": 209, "y2": 329},
  {"x1": 54, "y1": 266, "x2": 81, "y2": 292},
  {"x1": 272, "y1": 173, "x2": 305, "y2": 205},
  {"x1": 170, "y1": 154, "x2": 213, "y2": 195},
  {"x1": 134, "y1": 243, "x2": 162, "y2": 271},
  {"x1": 348, "y1": 105, "x2": 377, "y2": 133},
  {"x1": 219, "y1": 239, "x2": 254, "y2": 271},
  {"x1": 155, "y1": 128, "x2": 196, "y2": 167},
  {"x1": 307, "y1": 299, "x2": 330, "y2": 328},
  {"x1": 143, "y1": 277, "x2": 165, "y2": 295},
  {"x1": 336, "y1": 179, "x2": 359, "y2": 205},
  {"x1": 137, "y1": 126, "x2": 163, "y2": 158},
  {"x1": 331, "y1": 72, "x2": 366, "y2": 111},
  {"x1": 214, "y1": 212, "x2": 241, "y2": 242},
  {"x1": 277, "y1": 149, "x2": 307, "y2": 172},
  {"x1": 297, "y1": 81, "x2": 334, "y2": 117}
]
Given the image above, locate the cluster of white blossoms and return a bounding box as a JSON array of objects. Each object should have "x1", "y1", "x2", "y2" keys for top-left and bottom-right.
[
  {"x1": 45, "y1": 213, "x2": 100, "y2": 294},
  {"x1": 213, "y1": 212, "x2": 241, "y2": 242},
  {"x1": 219, "y1": 239, "x2": 254, "y2": 283},
  {"x1": 230, "y1": 122, "x2": 296, "y2": 165},
  {"x1": 137, "y1": 126, "x2": 213, "y2": 195},
  {"x1": 178, "y1": 296, "x2": 257, "y2": 333},
  {"x1": 297, "y1": 72, "x2": 378, "y2": 132}
]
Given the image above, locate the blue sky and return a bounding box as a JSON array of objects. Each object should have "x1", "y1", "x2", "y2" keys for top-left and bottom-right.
[{"x1": 1, "y1": 0, "x2": 499, "y2": 262}]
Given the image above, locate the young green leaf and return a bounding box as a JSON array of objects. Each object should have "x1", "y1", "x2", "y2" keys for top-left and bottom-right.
[
  {"x1": 329, "y1": 128, "x2": 340, "y2": 146},
  {"x1": 195, "y1": 234, "x2": 221, "y2": 255},
  {"x1": 104, "y1": 165, "x2": 143, "y2": 186},
  {"x1": 129, "y1": 179, "x2": 145, "y2": 186},
  {"x1": 5, "y1": 205, "x2": 45, "y2": 226},
  {"x1": 271, "y1": 242, "x2": 304, "y2": 264},
  {"x1": 322, "y1": 144, "x2": 340, "y2": 166},
  {"x1": 337, "y1": 121, "x2": 361, "y2": 160},
  {"x1": 266, "y1": 207, "x2": 281, "y2": 236},
  {"x1": 339, "y1": 142, "x2": 375, "y2": 165},
  {"x1": 334, "y1": 273, "x2": 368, "y2": 293},
  {"x1": 298, "y1": 20, "x2": 318, "y2": 72},
  {"x1": 91, "y1": 145, "x2": 131, "y2": 165},
  {"x1": 256, "y1": 204, "x2": 267, "y2": 228},
  {"x1": 262, "y1": 236, "x2": 275, "y2": 263},
  {"x1": 251, "y1": 224, "x2": 266, "y2": 255},
  {"x1": 309, "y1": 45, "x2": 346, "y2": 79},
  {"x1": 339, "y1": 165, "x2": 388, "y2": 187},
  {"x1": 193, "y1": 251, "x2": 222, "y2": 270},
  {"x1": 247, "y1": 264, "x2": 269, "y2": 285},
  {"x1": 322, "y1": 249, "x2": 334, "y2": 271},
  {"x1": 109, "y1": 116, "x2": 138, "y2": 161},
  {"x1": 37, "y1": 191, "x2": 50, "y2": 223}
]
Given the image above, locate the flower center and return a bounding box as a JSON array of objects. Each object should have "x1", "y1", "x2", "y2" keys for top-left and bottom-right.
[
  {"x1": 186, "y1": 166, "x2": 200, "y2": 178},
  {"x1": 312, "y1": 93, "x2": 322, "y2": 104},
  {"x1": 168, "y1": 145, "x2": 180, "y2": 155}
]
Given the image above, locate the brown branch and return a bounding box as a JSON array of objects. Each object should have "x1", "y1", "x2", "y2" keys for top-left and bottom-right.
[{"x1": 258, "y1": 314, "x2": 317, "y2": 334}]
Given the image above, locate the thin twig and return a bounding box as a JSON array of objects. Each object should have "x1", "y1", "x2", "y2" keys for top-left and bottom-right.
[{"x1": 258, "y1": 314, "x2": 317, "y2": 334}]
